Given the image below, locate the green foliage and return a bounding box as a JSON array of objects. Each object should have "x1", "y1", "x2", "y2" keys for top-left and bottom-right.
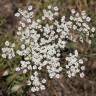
[{"x1": 0, "y1": 16, "x2": 6, "y2": 27}]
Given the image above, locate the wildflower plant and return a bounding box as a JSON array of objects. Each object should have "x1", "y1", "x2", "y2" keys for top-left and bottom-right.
[
  {"x1": 65, "y1": 50, "x2": 85, "y2": 78},
  {"x1": 1, "y1": 5, "x2": 95, "y2": 93}
]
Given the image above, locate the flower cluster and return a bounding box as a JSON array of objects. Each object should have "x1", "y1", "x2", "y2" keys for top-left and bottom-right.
[
  {"x1": 14, "y1": 6, "x2": 65, "y2": 92},
  {"x1": 2, "y1": 41, "x2": 15, "y2": 59},
  {"x1": 27, "y1": 71, "x2": 46, "y2": 92},
  {"x1": 1, "y1": 5, "x2": 95, "y2": 92},
  {"x1": 69, "y1": 9, "x2": 95, "y2": 43},
  {"x1": 65, "y1": 50, "x2": 85, "y2": 78},
  {"x1": 42, "y1": 5, "x2": 59, "y2": 20}
]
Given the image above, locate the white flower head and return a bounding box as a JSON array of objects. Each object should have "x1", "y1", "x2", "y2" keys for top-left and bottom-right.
[
  {"x1": 2, "y1": 5, "x2": 94, "y2": 92},
  {"x1": 15, "y1": 12, "x2": 20, "y2": 17},
  {"x1": 65, "y1": 50, "x2": 85, "y2": 78},
  {"x1": 5, "y1": 41, "x2": 10, "y2": 46},
  {"x1": 28, "y1": 5, "x2": 33, "y2": 11}
]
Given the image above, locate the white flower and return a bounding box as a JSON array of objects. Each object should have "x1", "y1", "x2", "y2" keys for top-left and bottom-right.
[
  {"x1": 54, "y1": 6, "x2": 59, "y2": 11},
  {"x1": 21, "y1": 44, "x2": 25, "y2": 49},
  {"x1": 28, "y1": 5, "x2": 33, "y2": 11},
  {"x1": 21, "y1": 22, "x2": 25, "y2": 28},
  {"x1": 2, "y1": 54, "x2": 6, "y2": 58},
  {"x1": 30, "y1": 75, "x2": 34, "y2": 80},
  {"x1": 73, "y1": 25, "x2": 77, "y2": 30},
  {"x1": 5, "y1": 41, "x2": 10, "y2": 46},
  {"x1": 35, "y1": 87, "x2": 39, "y2": 91},
  {"x1": 18, "y1": 27, "x2": 22, "y2": 31},
  {"x1": 91, "y1": 27, "x2": 95, "y2": 32},
  {"x1": 71, "y1": 9, "x2": 76, "y2": 14},
  {"x1": 15, "y1": 12, "x2": 20, "y2": 17},
  {"x1": 33, "y1": 65, "x2": 37, "y2": 70},
  {"x1": 80, "y1": 72, "x2": 85, "y2": 78},
  {"x1": 28, "y1": 65, "x2": 32, "y2": 70},
  {"x1": 31, "y1": 87, "x2": 35, "y2": 92},
  {"x1": 48, "y1": 5, "x2": 52, "y2": 9},
  {"x1": 55, "y1": 74, "x2": 60, "y2": 78},
  {"x1": 40, "y1": 85, "x2": 45, "y2": 90},
  {"x1": 16, "y1": 67, "x2": 20, "y2": 72},
  {"x1": 23, "y1": 69, "x2": 27, "y2": 74},
  {"x1": 86, "y1": 17, "x2": 91, "y2": 22},
  {"x1": 42, "y1": 79, "x2": 46, "y2": 84},
  {"x1": 34, "y1": 71, "x2": 38, "y2": 76},
  {"x1": 81, "y1": 66, "x2": 85, "y2": 70},
  {"x1": 74, "y1": 50, "x2": 78, "y2": 56},
  {"x1": 70, "y1": 16, "x2": 74, "y2": 20},
  {"x1": 27, "y1": 18, "x2": 31, "y2": 23},
  {"x1": 79, "y1": 59, "x2": 83, "y2": 64},
  {"x1": 27, "y1": 80, "x2": 31, "y2": 85},
  {"x1": 56, "y1": 53, "x2": 60, "y2": 57},
  {"x1": 65, "y1": 65, "x2": 69, "y2": 69}
]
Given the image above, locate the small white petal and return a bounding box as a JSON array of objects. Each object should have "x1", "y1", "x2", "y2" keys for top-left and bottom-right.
[{"x1": 28, "y1": 5, "x2": 33, "y2": 11}]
